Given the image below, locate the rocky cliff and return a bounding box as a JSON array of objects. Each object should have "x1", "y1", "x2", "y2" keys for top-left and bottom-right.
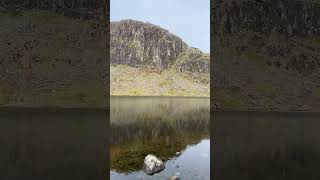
[
  {"x1": 215, "y1": 0, "x2": 320, "y2": 37},
  {"x1": 212, "y1": 0, "x2": 320, "y2": 111},
  {"x1": 110, "y1": 20, "x2": 209, "y2": 97},
  {"x1": 111, "y1": 20, "x2": 209, "y2": 73},
  {"x1": 111, "y1": 20, "x2": 187, "y2": 70},
  {"x1": 0, "y1": 0, "x2": 103, "y2": 11},
  {"x1": 0, "y1": 0, "x2": 106, "y2": 19}
]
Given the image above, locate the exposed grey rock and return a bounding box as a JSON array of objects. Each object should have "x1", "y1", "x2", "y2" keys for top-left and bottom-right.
[
  {"x1": 111, "y1": 19, "x2": 209, "y2": 73},
  {"x1": 214, "y1": 0, "x2": 320, "y2": 38},
  {"x1": 175, "y1": 47, "x2": 210, "y2": 73},
  {"x1": 0, "y1": 0, "x2": 104, "y2": 19},
  {"x1": 111, "y1": 19, "x2": 188, "y2": 70},
  {"x1": 213, "y1": 102, "x2": 222, "y2": 111},
  {"x1": 142, "y1": 154, "x2": 165, "y2": 175},
  {"x1": 0, "y1": 0, "x2": 104, "y2": 12}
]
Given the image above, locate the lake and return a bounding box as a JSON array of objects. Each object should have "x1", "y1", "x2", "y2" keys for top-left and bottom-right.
[
  {"x1": 214, "y1": 111, "x2": 320, "y2": 180},
  {"x1": 110, "y1": 96, "x2": 210, "y2": 180},
  {"x1": 0, "y1": 108, "x2": 108, "y2": 180}
]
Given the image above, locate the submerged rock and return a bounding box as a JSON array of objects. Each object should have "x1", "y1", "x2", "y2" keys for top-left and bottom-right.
[
  {"x1": 169, "y1": 176, "x2": 180, "y2": 180},
  {"x1": 142, "y1": 154, "x2": 165, "y2": 175},
  {"x1": 213, "y1": 102, "x2": 222, "y2": 111}
]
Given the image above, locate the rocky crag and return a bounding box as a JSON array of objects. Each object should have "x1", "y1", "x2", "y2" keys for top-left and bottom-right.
[
  {"x1": 111, "y1": 20, "x2": 209, "y2": 97},
  {"x1": 212, "y1": 0, "x2": 320, "y2": 111},
  {"x1": 0, "y1": 0, "x2": 105, "y2": 19}
]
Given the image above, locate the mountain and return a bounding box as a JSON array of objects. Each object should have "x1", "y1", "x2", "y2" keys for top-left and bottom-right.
[
  {"x1": 110, "y1": 19, "x2": 209, "y2": 97},
  {"x1": 212, "y1": 0, "x2": 320, "y2": 111}
]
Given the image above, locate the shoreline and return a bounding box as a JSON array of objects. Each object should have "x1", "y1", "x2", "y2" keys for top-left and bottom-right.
[
  {"x1": 0, "y1": 105, "x2": 317, "y2": 113},
  {"x1": 110, "y1": 95, "x2": 210, "y2": 99},
  {"x1": 0, "y1": 105, "x2": 107, "y2": 112},
  {"x1": 213, "y1": 109, "x2": 320, "y2": 114}
]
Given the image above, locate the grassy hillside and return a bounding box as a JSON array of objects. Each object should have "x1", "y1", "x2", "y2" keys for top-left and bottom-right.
[
  {"x1": 111, "y1": 65, "x2": 209, "y2": 97},
  {"x1": 212, "y1": 0, "x2": 320, "y2": 111},
  {"x1": 213, "y1": 30, "x2": 320, "y2": 111},
  {"x1": 0, "y1": 8, "x2": 107, "y2": 108}
]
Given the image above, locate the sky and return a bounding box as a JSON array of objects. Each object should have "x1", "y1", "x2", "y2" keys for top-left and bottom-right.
[{"x1": 110, "y1": 0, "x2": 210, "y2": 53}]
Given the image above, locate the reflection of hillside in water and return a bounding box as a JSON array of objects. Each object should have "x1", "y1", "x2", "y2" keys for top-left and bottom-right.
[
  {"x1": 0, "y1": 109, "x2": 108, "y2": 180},
  {"x1": 214, "y1": 112, "x2": 320, "y2": 180},
  {"x1": 110, "y1": 97, "x2": 210, "y2": 173}
]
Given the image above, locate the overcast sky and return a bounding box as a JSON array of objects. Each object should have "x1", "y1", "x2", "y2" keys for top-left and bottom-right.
[{"x1": 110, "y1": 0, "x2": 210, "y2": 53}]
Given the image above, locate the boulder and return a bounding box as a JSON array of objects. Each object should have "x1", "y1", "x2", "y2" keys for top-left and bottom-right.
[
  {"x1": 142, "y1": 154, "x2": 165, "y2": 175},
  {"x1": 169, "y1": 176, "x2": 180, "y2": 180},
  {"x1": 213, "y1": 102, "x2": 222, "y2": 111}
]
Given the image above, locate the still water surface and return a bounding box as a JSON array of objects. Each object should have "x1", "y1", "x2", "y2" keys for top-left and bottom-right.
[
  {"x1": 110, "y1": 96, "x2": 210, "y2": 180},
  {"x1": 0, "y1": 108, "x2": 108, "y2": 180},
  {"x1": 214, "y1": 111, "x2": 320, "y2": 180}
]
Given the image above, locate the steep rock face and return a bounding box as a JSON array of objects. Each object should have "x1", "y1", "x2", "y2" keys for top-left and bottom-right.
[
  {"x1": 175, "y1": 47, "x2": 210, "y2": 73},
  {"x1": 111, "y1": 19, "x2": 188, "y2": 70},
  {"x1": 215, "y1": 0, "x2": 320, "y2": 38},
  {"x1": 0, "y1": 0, "x2": 103, "y2": 11},
  {"x1": 0, "y1": 0, "x2": 105, "y2": 19}
]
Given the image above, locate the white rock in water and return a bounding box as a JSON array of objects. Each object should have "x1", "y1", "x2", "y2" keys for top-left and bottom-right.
[
  {"x1": 169, "y1": 175, "x2": 180, "y2": 180},
  {"x1": 142, "y1": 154, "x2": 165, "y2": 175}
]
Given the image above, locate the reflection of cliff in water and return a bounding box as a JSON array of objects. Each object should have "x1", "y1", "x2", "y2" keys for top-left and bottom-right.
[{"x1": 110, "y1": 97, "x2": 210, "y2": 173}]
